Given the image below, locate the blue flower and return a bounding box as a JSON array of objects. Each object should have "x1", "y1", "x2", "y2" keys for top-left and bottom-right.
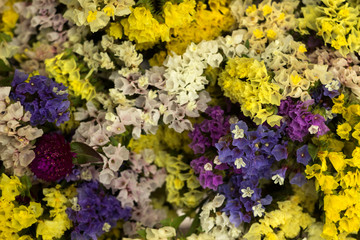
[
  {"x1": 11, "y1": 70, "x2": 70, "y2": 126},
  {"x1": 67, "y1": 181, "x2": 131, "y2": 240},
  {"x1": 271, "y1": 144, "x2": 288, "y2": 161},
  {"x1": 290, "y1": 172, "x2": 307, "y2": 187},
  {"x1": 297, "y1": 145, "x2": 312, "y2": 166}
]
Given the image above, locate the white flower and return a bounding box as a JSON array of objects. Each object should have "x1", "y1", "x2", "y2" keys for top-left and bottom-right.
[
  {"x1": 204, "y1": 163, "x2": 213, "y2": 171},
  {"x1": 231, "y1": 125, "x2": 244, "y2": 139},
  {"x1": 325, "y1": 109, "x2": 334, "y2": 120},
  {"x1": 213, "y1": 156, "x2": 221, "y2": 165},
  {"x1": 252, "y1": 203, "x2": 265, "y2": 217},
  {"x1": 308, "y1": 125, "x2": 320, "y2": 134},
  {"x1": 102, "y1": 222, "x2": 111, "y2": 232},
  {"x1": 234, "y1": 158, "x2": 246, "y2": 169},
  {"x1": 212, "y1": 194, "x2": 226, "y2": 208},
  {"x1": 271, "y1": 174, "x2": 284, "y2": 185},
  {"x1": 241, "y1": 187, "x2": 254, "y2": 198},
  {"x1": 325, "y1": 79, "x2": 340, "y2": 91}
]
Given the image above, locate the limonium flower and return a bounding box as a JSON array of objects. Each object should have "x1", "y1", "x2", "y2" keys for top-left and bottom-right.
[
  {"x1": 189, "y1": 106, "x2": 230, "y2": 154},
  {"x1": 10, "y1": 70, "x2": 70, "y2": 126},
  {"x1": 66, "y1": 180, "x2": 131, "y2": 240},
  {"x1": 29, "y1": 133, "x2": 74, "y2": 182}
]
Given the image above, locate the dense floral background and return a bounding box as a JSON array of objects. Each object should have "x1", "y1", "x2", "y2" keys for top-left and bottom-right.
[{"x1": 1, "y1": 0, "x2": 360, "y2": 239}]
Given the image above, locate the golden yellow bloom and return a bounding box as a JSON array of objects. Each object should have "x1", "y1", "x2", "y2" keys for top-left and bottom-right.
[
  {"x1": 108, "y1": 22, "x2": 123, "y2": 39},
  {"x1": 103, "y1": 6, "x2": 115, "y2": 17},
  {"x1": 337, "y1": 122, "x2": 352, "y2": 140},
  {"x1": 262, "y1": 5, "x2": 272, "y2": 16},
  {"x1": 246, "y1": 4, "x2": 257, "y2": 14},
  {"x1": 291, "y1": 74, "x2": 302, "y2": 85},
  {"x1": 266, "y1": 29, "x2": 277, "y2": 39},
  {"x1": 298, "y1": 44, "x2": 307, "y2": 53},
  {"x1": 253, "y1": 28, "x2": 264, "y2": 39},
  {"x1": 87, "y1": 11, "x2": 98, "y2": 23}
]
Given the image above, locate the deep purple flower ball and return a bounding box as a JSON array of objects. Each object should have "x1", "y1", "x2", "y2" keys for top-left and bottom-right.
[{"x1": 29, "y1": 133, "x2": 74, "y2": 181}]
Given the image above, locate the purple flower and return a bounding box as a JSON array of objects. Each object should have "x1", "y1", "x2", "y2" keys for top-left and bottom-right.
[
  {"x1": 67, "y1": 181, "x2": 131, "y2": 240},
  {"x1": 29, "y1": 133, "x2": 74, "y2": 182},
  {"x1": 297, "y1": 145, "x2": 312, "y2": 166},
  {"x1": 11, "y1": 70, "x2": 70, "y2": 126},
  {"x1": 271, "y1": 144, "x2": 288, "y2": 161},
  {"x1": 290, "y1": 172, "x2": 307, "y2": 187},
  {"x1": 189, "y1": 106, "x2": 230, "y2": 154}
]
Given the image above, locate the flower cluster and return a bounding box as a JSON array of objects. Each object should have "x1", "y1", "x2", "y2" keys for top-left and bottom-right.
[
  {"x1": 278, "y1": 98, "x2": 329, "y2": 142},
  {"x1": 4, "y1": 0, "x2": 360, "y2": 239},
  {"x1": 298, "y1": 0, "x2": 360, "y2": 56},
  {"x1": 11, "y1": 70, "x2": 70, "y2": 126},
  {"x1": 215, "y1": 120, "x2": 287, "y2": 226},
  {"x1": 29, "y1": 132, "x2": 74, "y2": 182},
  {"x1": 67, "y1": 180, "x2": 131, "y2": 239},
  {"x1": 0, "y1": 87, "x2": 43, "y2": 176},
  {"x1": 189, "y1": 106, "x2": 230, "y2": 154},
  {"x1": 218, "y1": 57, "x2": 282, "y2": 126}
]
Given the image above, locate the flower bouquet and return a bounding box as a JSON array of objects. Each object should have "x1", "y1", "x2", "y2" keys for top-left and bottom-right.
[{"x1": 1, "y1": 0, "x2": 360, "y2": 239}]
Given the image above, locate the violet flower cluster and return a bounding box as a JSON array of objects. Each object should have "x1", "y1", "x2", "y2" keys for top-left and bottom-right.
[
  {"x1": 66, "y1": 180, "x2": 131, "y2": 240},
  {"x1": 189, "y1": 106, "x2": 230, "y2": 154},
  {"x1": 278, "y1": 98, "x2": 329, "y2": 142},
  {"x1": 10, "y1": 70, "x2": 70, "y2": 126},
  {"x1": 190, "y1": 156, "x2": 225, "y2": 190},
  {"x1": 214, "y1": 120, "x2": 288, "y2": 226}
]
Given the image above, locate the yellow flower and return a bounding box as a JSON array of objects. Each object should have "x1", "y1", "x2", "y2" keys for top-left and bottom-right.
[
  {"x1": 321, "y1": 222, "x2": 338, "y2": 238},
  {"x1": 87, "y1": 11, "x2": 98, "y2": 23},
  {"x1": 36, "y1": 213, "x2": 71, "y2": 240},
  {"x1": 278, "y1": 12, "x2": 285, "y2": 21},
  {"x1": 163, "y1": 0, "x2": 196, "y2": 29},
  {"x1": 103, "y1": 6, "x2": 115, "y2": 17},
  {"x1": 246, "y1": 4, "x2": 257, "y2": 14},
  {"x1": 1, "y1": 6, "x2": 19, "y2": 36},
  {"x1": 337, "y1": 122, "x2": 352, "y2": 140},
  {"x1": 317, "y1": 175, "x2": 339, "y2": 194},
  {"x1": 266, "y1": 29, "x2": 277, "y2": 40},
  {"x1": 149, "y1": 51, "x2": 167, "y2": 67},
  {"x1": 328, "y1": 152, "x2": 346, "y2": 172},
  {"x1": 290, "y1": 74, "x2": 302, "y2": 85},
  {"x1": 108, "y1": 22, "x2": 123, "y2": 39},
  {"x1": 262, "y1": 5, "x2": 272, "y2": 16},
  {"x1": 28, "y1": 202, "x2": 44, "y2": 218},
  {"x1": 0, "y1": 174, "x2": 22, "y2": 202},
  {"x1": 173, "y1": 178, "x2": 184, "y2": 190},
  {"x1": 18, "y1": 236, "x2": 33, "y2": 240},
  {"x1": 12, "y1": 205, "x2": 38, "y2": 231},
  {"x1": 352, "y1": 130, "x2": 360, "y2": 144},
  {"x1": 253, "y1": 29, "x2": 264, "y2": 39},
  {"x1": 298, "y1": 44, "x2": 307, "y2": 53}
]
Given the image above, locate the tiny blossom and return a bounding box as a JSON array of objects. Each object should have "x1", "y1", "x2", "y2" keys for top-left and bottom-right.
[
  {"x1": 214, "y1": 156, "x2": 222, "y2": 165},
  {"x1": 204, "y1": 163, "x2": 213, "y2": 171},
  {"x1": 308, "y1": 125, "x2": 320, "y2": 134},
  {"x1": 241, "y1": 187, "x2": 254, "y2": 198},
  {"x1": 272, "y1": 174, "x2": 284, "y2": 185},
  {"x1": 234, "y1": 158, "x2": 246, "y2": 169},
  {"x1": 252, "y1": 203, "x2": 265, "y2": 217},
  {"x1": 231, "y1": 125, "x2": 244, "y2": 139}
]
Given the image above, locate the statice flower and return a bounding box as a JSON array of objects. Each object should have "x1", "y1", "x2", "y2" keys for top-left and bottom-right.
[
  {"x1": 190, "y1": 156, "x2": 224, "y2": 190},
  {"x1": 29, "y1": 133, "x2": 74, "y2": 182},
  {"x1": 296, "y1": 145, "x2": 312, "y2": 166},
  {"x1": 0, "y1": 87, "x2": 43, "y2": 176},
  {"x1": 66, "y1": 180, "x2": 131, "y2": 240},
  {"x1": 278, "y1": 98, "x2": 329, "y2": 142},
  {"x1": 10, "y1": 70, "x2": 70, "y2": 126},
  {"x1": 214, "y1": 120, "x2": 287, "y2": 226},
  {"x1": 189, "y1": 106, "x2": 230, "y2": 154}
]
